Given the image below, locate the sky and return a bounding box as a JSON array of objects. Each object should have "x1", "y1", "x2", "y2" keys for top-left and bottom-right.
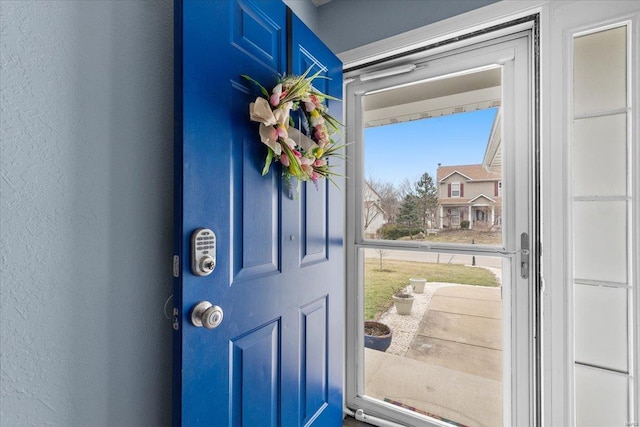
[{"x1": 364, "y1": 107, "x2": 498, "y2": 188}]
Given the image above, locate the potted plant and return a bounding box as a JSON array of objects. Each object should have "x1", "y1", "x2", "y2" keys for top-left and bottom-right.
[
  {"x1": 364, "y1": 321, "x2": 392, "y2": 352},
  {"x1": 409, "y1": 277, "x2": 427, "y2": 294},
  {"x1": 392, "y1": 286, "x2": 414, "y2": 315}
]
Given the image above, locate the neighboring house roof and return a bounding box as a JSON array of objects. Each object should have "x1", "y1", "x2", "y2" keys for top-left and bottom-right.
[
  {"x1": 364, "y1": 181, "x2": 383, "y2": 203},
  {"x1": 363, "y1": 182, "x2": 386, "y2": 214},
  {"x1": 437, "y1": 164, "x2": 501, "y2": 182},
  {"x1": 438, "y1": 170, "x2": 473, "y2": 182},
  {"x1": 439, "y1": 195, "x2": 497, "y2": 206},
  {"x1": 439, "y1": 197, "x2": 473, "y2": 205},
  {"x1": 468, "y1": 194, "x2": 496, "y2": 204}
]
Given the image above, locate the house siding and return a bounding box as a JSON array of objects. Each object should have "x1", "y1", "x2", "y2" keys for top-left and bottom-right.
[{"x1": 437, "y1": 168, "x2": 502, "y2": 229}]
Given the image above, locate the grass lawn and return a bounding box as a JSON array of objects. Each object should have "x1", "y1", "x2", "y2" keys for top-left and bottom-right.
[{"x1": 364, "y1": 258, "x2": 500, "y2": 320}]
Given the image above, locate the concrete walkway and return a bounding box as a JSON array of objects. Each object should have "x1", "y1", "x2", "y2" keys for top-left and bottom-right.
[{"x1": 364, "y1": 285, "x2": 502, "y2": 427}]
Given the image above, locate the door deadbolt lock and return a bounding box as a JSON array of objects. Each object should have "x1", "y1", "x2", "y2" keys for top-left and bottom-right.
[
  {"x1": 191, "y1": 228, "x2": 216, "y2": 276},
  {"x1": 190, "y1": 301, "x2": 223, "y2": 329},
  {"x1": 199, "y1": 256, "x2": 215, "y2": 274}
]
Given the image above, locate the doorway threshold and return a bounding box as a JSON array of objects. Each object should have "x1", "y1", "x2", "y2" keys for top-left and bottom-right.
[{"x1": 343, "y1": 415, "x2": 369, "y2": 426}]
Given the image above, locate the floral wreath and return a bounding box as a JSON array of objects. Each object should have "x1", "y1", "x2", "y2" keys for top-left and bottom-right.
[{"x1": 242, "y1": 67, "x2": 343, "y2": 189}]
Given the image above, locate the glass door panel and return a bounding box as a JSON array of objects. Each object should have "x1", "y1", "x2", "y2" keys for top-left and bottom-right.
[
  {"x1": 362, "y1": 248, "x2": 505, "y2": 426},
  {"x1": 346, "y1": 30, "x2": 534, "y2": 427},
  {"x1": 360, "y1": 69, "x2": 506, "y2": 426}
]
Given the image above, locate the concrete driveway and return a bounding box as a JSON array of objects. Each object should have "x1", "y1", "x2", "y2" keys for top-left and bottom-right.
[{"x1": 364, "y1": 284, "x2": 503, "y2": 427}]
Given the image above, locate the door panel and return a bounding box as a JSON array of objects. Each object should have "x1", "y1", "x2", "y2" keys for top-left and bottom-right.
[
  {"x1": 289, "y1": 12, "x2": 345, "y2": 426},
  {"x1": 300, "y1": 296, "x2": 329, "y2": 424},
  {"x1": 300, "y1": 182, "x2": 329, "y2": 265},
  {"x1": 292, "y1": 12, "x2": 343, "y2": 273},
  {"x1": 174, "y1": 2, "x2": 343, "y2": 426},
  {"x1": 231, "y1": 81, "x2": 281, "y2": 281},
  {"x1": 231, "y1": 320, "x2": 280, "y2": 427},
  {"x1": 231, "y1": 0, "x2": 283, "y2": 70}
]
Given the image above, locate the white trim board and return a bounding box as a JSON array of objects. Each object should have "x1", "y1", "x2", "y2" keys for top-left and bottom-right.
[{"x1": 338, "y1": 1, "x2": 545, "y2": 69}]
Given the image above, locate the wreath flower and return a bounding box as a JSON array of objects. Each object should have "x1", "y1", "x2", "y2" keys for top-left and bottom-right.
[{"x1": 242, "y1": 67, "x2": 344, "y2": 189}]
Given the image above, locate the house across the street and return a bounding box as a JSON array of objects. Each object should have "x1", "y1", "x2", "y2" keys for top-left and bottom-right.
[
  {"x1": 437, "y1": 163, "x2": 502, "y2": 230},
  {"x1": 437, "y1": 108, "x2": 502, "y2": 230}
]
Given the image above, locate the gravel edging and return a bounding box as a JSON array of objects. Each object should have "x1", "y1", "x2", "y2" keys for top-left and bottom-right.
[{"x1": 377, "y1": 282, "x2": 454, "y2": 356}]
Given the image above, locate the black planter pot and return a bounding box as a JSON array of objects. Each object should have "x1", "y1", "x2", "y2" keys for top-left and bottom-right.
[{"x1": 364, "y1": 321, "x2": 392, "y2": 352}]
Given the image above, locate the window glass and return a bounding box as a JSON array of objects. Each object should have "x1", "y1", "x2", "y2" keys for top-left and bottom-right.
[
  {"x1": 362, "y1": 248, "x2": 504, "y2": 426},
  {"x1": 451, "y1": 182, "x2": 460, "y2": 197},
  {"x1": 363, "y1": 68, "x2": 503, "y2": 246}
]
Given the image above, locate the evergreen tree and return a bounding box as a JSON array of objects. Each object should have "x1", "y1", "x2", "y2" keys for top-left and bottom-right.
[
  {"x1": 397, "y1": 194, "x2": 420, "y2": 229},
  {"x1": 415, "y1": 172, "x2": 438, "y2": 229}
]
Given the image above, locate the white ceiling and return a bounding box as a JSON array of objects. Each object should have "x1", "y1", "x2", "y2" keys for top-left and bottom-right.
[
  {"x1": 364, "y1": 67, "x2": 501, "y2": 127},
  {"x1": 365, "y1": 67, "x2": 500, "y2": 110}
]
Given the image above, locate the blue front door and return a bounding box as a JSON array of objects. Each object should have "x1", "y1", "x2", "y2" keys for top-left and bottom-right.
[{"x1": 173, "y1": 1, "x2": 344, "y2": 425}]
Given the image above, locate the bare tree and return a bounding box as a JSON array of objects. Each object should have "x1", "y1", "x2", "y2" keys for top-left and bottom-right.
[
  {"x1": 363, "y1": 199, "x2": 381, "y2": 232},
  {"x1": 375, "y1": 248, "x2": 389, "y2": 271},
  {"x1": 366, "y1": 177, "x2": 400, "y2": 224},
  {"x1": 363, "y1": 180, "x2": 383, "y2": 234},
  {"x1": 398, "y1": 177, "x2": 416, "y2": 199}
]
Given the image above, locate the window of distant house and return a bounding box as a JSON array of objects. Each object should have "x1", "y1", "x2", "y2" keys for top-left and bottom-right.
[
  {"x1": 498, "y1": 180, "x2": 502, "y2": 197},
  {"x1": 450, "y1": 208, "x2": 460, "y2": 225},
  {"x1": 451, "y1": 182, "x2": 461, "y2": 197}
]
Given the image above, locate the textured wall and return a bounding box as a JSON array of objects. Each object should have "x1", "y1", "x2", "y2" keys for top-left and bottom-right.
[
  {"x1": 284, "y1": 0, "x2": 319, "y2": 33},
  {"x1": 1, "y1": 1, "x2": 174, "y2": 425},
  {"x1": 317, "y1": 0, "x2": 500, "y2": 53}
]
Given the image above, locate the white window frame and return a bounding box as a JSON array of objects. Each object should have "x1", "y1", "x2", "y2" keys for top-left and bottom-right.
[
  {"x1": 451, "y1": 182, "x2": 461, "y2": 198},
  {"x1": 343, "y1": 19, "x2": 538, "y2": 426},
  {"x1": 450, "y1": 207, "x2": 461, "y2": 225}
]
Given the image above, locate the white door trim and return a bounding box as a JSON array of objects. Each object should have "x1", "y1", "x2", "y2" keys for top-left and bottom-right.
[{"x1": 338, "y1": 1, "x2": 545, "y2": 70}]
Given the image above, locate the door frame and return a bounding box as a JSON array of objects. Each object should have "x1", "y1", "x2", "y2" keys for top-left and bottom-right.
[
  {"x1": 342, "y1": 11, "x2": 541, "y2": 427},
  {"x1": 340, "y1": 2, "x2": 640, "y2": 425}
]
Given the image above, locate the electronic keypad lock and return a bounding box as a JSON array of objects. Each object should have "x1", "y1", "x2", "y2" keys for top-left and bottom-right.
[{"x1": 191, "y1": 228, "x2": 216, "y2": 276}]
